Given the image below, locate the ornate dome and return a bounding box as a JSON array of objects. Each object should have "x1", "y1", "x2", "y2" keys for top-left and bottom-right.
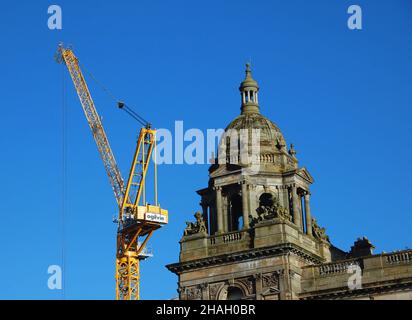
[
  {"x1": 225, "y1": 112, "x2": 287, "y2": 155},
  {"x1": 215, "y1": 64, "x2": 297, "y2": 172}
]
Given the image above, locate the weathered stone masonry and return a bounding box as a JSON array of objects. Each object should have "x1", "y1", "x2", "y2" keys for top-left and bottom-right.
[{"x1": 167, "y1": 65, "x2": 412, "y2": 300}]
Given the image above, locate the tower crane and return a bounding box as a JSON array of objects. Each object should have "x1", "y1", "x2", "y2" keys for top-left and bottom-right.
[{"x1": 56, "y1": 44, "x2": 168, "y2": 300}]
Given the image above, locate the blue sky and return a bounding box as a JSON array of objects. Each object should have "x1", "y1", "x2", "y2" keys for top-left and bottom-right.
[{"x1": 0, "y1": 0, "x2": 411, "y2": 299}]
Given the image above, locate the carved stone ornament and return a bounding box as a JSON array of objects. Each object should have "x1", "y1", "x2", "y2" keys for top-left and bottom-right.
[
  {"x1": 183, "y1": 211, "x2": 207, "y2": 236},
  {"x1": 262, "y1": 272, "x2": 279, "y2": 289},
  {"x1": 251, "y1": 195, "x2": 291, "y2": 225},
  {"x1": 238, "y1": 278, "x2": 254, "y2": 295},
  {"x1": 209, "y1": 283, "x2": 223, "y2": 300},
  {"x1": 312, "y1": 218, "x2": 330, "y2": 243},
  {"x1": 186, "y1": 285, "x2": 202, "y2": 300}
]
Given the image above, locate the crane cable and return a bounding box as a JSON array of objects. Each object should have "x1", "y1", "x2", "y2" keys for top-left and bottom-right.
[
  {"x1": 79, "y1": 59, "x2": 159, "y2": 215},
  {"x1": 79, "y1": 62, "x2": 151, "y2": 128},
  {"x1": 61, "y1": 61, "x2": 67, "y2": 300}
]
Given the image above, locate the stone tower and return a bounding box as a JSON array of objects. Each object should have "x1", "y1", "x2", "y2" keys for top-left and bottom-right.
[{"x1": 166, "y1": 65, "x2": 412, "y2": 300}]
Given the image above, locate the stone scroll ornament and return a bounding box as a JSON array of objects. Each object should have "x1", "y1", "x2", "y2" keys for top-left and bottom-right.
[{"x1": 183, "y1": 211, "x2": 207, "y2": 236}]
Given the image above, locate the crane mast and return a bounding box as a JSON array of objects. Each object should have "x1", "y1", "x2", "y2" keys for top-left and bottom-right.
[{"x1": 56, "y1": 44, "x2": 168, "y2": 300}]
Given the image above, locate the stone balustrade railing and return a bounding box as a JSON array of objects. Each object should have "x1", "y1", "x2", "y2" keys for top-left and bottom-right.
[
  {"x1": 259, "y1": 154, "x2": 275, "y2": 163},
  {"x1": 225, "y1": 154, "x2": 279, "y2": 165},
  {"x1": 385, "y1": 250, "x2": 412, "y2": 264},
  {"x1": 311, "y1": 249, "x2": 412, "y2": 276},
  {"x1": 318, "y1": 260, "x2": 360, "y2": 275},
  {"x1": 209, "y1": 230, "x2": 245, "y2": 246},
  {"x1": 223, "y1": 231, "x2": 242, "y2": 243}
]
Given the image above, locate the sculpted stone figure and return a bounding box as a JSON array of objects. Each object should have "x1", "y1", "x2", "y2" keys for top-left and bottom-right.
[
  {"x1": 184, "y1": 211, "x2": 207, "y2": 236},
  {"x1": 253, "y1": 195, "x2": 291, "y2": 224},
  {"x1": 312, "y1": 218, "x2": 330, "y2": 242}
]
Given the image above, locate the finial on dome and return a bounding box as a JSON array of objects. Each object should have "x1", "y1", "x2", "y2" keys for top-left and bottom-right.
[
  {"x1": 289, "y1": 144, "x2": 297, "y2": 158},
  {"x1": 239, "y1": 63, "x2": 260, "y2": 114},
  {"x1": 242, "y1": 62, "x2": 257, "y2": 87},
  {"x1": 246, "y1": 62, "x2": 251, "y2": 74}
]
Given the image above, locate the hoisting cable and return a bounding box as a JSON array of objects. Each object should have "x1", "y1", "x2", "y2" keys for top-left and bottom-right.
[
  {"x1": 78, "y1": 59, "x2": 155, "y2": 210},
  {"x1": 154, "y1": 132, "x2": 158, "y2": 206},
  {"x1": 61, "y1": 60, "x2": 67, "y2": 300},
  {"x1": 79, "y1": 62, "x2": 151, "y2": 128},
  {"x1": 117, "y1": 102, "x2": 151, "y2": 128}
]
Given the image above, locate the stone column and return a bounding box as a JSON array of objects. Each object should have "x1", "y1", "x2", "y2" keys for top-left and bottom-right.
[
  {"x1": 200, "y1": 283, "x2": 209, "y2": 300},
  {"x1": 241, "y1": 182, "x2": 250, "y2": 229},
  {"x1": 281, "y1": 186, "x2": 289, "y2": 216},
  {"x1": 304, "y1": 193, "x2": 312, "y2": 236},
  {"x1": 223, "y1": 195, "x2": 228, "y2": 232},
  {"x1": 248, "y1": 185, "x2": 256, "y2": 220},
  {"x1": 216, "y1": 187, "x2": 223, "y2": 234},
  {"x1": 291, "y1": 185, "x2": 302, "y2": 231},
  {"x1": 254, "y1": 274, "x2": 263, "y2": 300}
]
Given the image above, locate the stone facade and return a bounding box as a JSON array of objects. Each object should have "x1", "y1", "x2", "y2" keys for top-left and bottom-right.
[{"x1": 166, "y1": 65, "x2": 412, "y2": 300}]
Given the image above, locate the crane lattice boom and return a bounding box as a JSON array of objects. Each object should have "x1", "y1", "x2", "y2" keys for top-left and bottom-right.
[{"x1": 56, "y1": 46, "x2": 125, "y2": 207}]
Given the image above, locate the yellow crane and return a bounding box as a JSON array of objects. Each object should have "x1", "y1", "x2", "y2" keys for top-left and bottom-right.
[{"x1": 56, "y1": 44, "x2": 168, "y2": 300}]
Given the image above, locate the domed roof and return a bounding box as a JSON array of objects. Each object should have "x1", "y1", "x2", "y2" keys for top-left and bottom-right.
[
  {"x1": 213, "y1": 64, "x2": 298, "y2": 172},
  {"x1": 225, "y1": 112, "x2": 287, "y2": 155}
]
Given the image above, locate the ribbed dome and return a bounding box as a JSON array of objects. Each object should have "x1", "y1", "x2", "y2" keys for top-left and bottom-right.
[{"x1": 225, "y1": 112, "x2": 287, "y2": 156}]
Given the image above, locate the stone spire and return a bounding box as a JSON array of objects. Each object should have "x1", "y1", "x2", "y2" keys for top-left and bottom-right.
[{"x1": 239, "y1": 63, "x2": 260, "y2": 114}]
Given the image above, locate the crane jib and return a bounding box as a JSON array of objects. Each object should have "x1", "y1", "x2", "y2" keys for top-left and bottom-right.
[{"x1": 58, "y1": 46, "x2": 125, "y2": 207}]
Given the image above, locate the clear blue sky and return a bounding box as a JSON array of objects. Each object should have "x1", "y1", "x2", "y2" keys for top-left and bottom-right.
[{"x1": 0, "y1": 0, "x2": 411, "y2": 299}]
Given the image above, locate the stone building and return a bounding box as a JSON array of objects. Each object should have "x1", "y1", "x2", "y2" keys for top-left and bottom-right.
[{"x1": 166, "y1": 65, "x2": 412, "y2": 300}]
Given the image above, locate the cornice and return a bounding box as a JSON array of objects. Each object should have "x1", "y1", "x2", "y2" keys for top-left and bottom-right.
[
  {"x1": 300, "y1": 277, "x2": 412, "y2": 300},
  {"x1": 166, "y1": 242, "x2": 325, "y2": 274}
]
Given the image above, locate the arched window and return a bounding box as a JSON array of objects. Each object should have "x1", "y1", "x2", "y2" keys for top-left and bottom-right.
[
  {"x1": 226, "y1": 286, "x2": 244, "y2": 300},
  {"x1": 259, "y1": 193, "x2": 274, "y2": 207}
]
